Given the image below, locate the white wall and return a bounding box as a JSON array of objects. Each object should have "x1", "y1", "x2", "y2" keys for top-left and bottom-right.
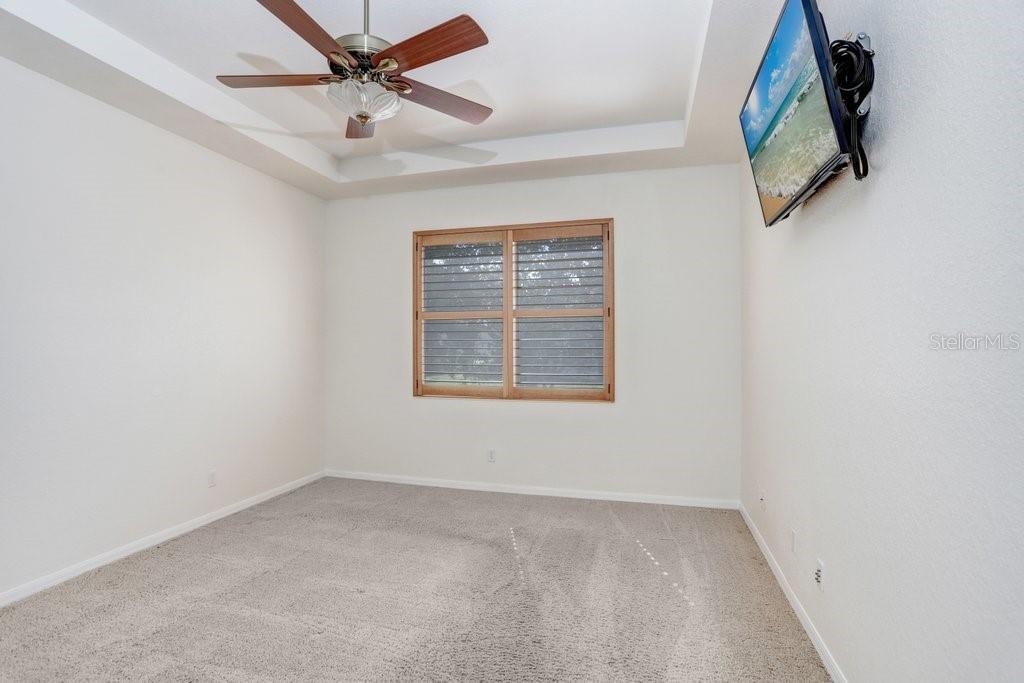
[
  {"x1": 324, "y1": 166, "x2": 742, "y2": 504},
  {"x1": 740, "y1": 0, "x2": 1024, "y2": 680},
  {"x1": 0, "y1": 56, "x2": 326, "y2": 598}
]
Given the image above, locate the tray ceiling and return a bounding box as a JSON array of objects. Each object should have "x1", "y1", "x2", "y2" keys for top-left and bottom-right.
[{"x1": 1, "y1": 0, "x2": 782, "y2": 196}]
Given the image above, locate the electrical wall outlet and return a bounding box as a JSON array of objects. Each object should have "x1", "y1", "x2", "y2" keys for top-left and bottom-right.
[
  {"x1": 487, "y1": 449, "x2": 496, "y2": 463},
  {"x1": 814, "y1": 558, "x2": 824, "y2": 591},
  {"x1": 207, "y1": 469, "x2": 217, "y2": 488}
]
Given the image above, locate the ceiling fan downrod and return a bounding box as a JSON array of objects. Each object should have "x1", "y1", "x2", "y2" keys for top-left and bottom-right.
[{"x1": 334, "y1": 0, "x2": 391, "y2": 70}]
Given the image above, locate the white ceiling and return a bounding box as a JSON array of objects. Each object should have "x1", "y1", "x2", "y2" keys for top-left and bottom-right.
[
  {"x1": 0, "y1": 0, "x2": 784, "y2": 197},
  {"x1": 64, "y1": 0, "x2": 710, "y2": 158}
]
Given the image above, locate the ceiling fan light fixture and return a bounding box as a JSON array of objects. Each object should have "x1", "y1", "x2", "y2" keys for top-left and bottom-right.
[{"x1": 327, "y1": 79, "x2": 402, "y2": 124}]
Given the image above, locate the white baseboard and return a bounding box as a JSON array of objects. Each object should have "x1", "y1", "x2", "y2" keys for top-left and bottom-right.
[
  {"x1": 0, "y1": 471, "x2": 324, "y2": 608},
  {"x1": 324, "y1": 469, "x2": 739, "y2": 510},
  {"x1": 739, "y1": 504, "x2": 846, "y2": 683}
]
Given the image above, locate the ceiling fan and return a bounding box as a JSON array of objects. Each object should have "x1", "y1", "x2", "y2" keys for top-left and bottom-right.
[{"x1": 216, "y1": 0, "x2": 493, "y2": 139}]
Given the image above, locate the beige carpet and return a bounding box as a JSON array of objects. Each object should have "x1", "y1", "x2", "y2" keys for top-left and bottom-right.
[{"x1": 0, "y1": 478, "x2": 828, "y2": 681}]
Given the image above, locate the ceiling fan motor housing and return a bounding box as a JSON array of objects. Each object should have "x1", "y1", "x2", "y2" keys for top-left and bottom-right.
[{"x1": 330, "y1": 33, "x2": 392, "y2": 74}]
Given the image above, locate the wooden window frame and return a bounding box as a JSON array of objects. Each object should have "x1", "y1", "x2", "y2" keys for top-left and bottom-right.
[{"x1": 414, "y1": 218, "x2": 614, "y2": 402}]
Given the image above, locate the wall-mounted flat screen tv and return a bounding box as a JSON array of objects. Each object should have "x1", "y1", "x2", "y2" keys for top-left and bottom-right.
[{"x1": 740, "y1": 0, "x2": 849, "y2": 226}]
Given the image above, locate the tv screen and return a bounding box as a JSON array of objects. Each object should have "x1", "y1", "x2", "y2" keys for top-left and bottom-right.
[{"x1": 740, "y1": 0, "x2": 848, "y2": 226}]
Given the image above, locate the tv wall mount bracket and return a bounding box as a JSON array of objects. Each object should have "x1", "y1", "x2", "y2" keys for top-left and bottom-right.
[{"x1": 852, "y1": 33, "x2": 873, "y2": 118}]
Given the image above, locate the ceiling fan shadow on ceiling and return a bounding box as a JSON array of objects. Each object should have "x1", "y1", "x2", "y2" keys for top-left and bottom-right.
[{"x1": 216, "y1": 0, "x2": 493, "y2": 139}]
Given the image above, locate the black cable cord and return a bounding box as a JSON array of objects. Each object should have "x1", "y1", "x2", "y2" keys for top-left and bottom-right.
[{"x1": 829, "y1": 39, "x2": 874, "y2": 179}]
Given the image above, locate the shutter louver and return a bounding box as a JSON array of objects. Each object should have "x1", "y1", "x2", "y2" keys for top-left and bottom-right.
[
  {"x1": 423, "y1": 319, "x2": 503, "y2": 386},
  {"x1": 514, "y1": 317, "x2": 604, "y2": 388},
  {"x1": 515, "y1": 236, "x2": 603, "y2": 310},
  {"x1": 423, "y1": 242, "x2": 503, "y2": 311}
]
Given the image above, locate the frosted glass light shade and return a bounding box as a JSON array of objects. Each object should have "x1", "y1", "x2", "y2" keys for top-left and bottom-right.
[{"x1": 327, "y1": 80, "x2": 402, "y2": 123}]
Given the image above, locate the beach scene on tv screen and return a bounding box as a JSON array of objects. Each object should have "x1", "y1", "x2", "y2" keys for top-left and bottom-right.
[{"x1": 741, "y1": 0, "x2": 840, "y2": 222}]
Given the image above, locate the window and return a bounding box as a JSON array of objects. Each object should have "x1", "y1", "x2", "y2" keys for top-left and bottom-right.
[{"x1": 413, "y1": 219, "x2": 614, "y2": 401}]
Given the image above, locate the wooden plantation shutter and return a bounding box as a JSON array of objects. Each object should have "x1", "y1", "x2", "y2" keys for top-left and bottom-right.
[
  {"x1": 511, "y1": 223, "x2": 612, "y2": 400},
  {"x1": 414, "y1": 231, "x2": 505, "y2": 398},
  {"x1": 414, "y1": 219, "x2": 614, "y2": 401}
]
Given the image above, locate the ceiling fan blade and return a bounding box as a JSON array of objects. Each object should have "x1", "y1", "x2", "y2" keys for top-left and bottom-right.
[
  {"x1": 255, "y1": 0, "x2": 357, "y2": 68},
  {"x1": 217, "y1": 74, "x2": 337, "y2": 88},
  {"x1": 395, "y1": 78, "x2": 492, "y2": 124},
  {"x1": 346, "y1": 118, "x2": 375, "y2": 138},
  {"x1": 371, "y1": 15, "x2": 487, "y2": 74}
]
